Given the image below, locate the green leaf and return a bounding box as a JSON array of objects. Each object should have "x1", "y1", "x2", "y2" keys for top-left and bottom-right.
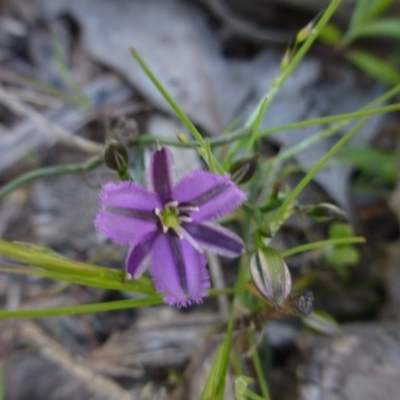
[
  {"x1": 349, "y1": 0, "x2": 393, "y2": 28},
  {"x1": 339, "y1": 146, "x2": 397, "y2": 184},
  {"x1": 327, "y1": 245, "x2": 360, "y2": 268},
  {"x1": 301, "y1": 310, "x2": 341, "y2": 335},
  {"x1": 347, "y1": 18, "x2": 400, "y2": 42},
  {"x1": 362, "y1": 0, "x2": 394, "y2": 21},
  {"x1": 0, "y1": 240, "x2": 154, "y2": 294},
  {"x1": 346, "y1": 50, "x2": 400, "y2": 85},
  {"x1": 328, "y1": 222, "x2": 354, "y2": 238},
  {"x1": 319, "y1": 23, "x2": 343, "y2": 45},
  {"x1": 0, "y1": 296, "x2": 162, "y2": 319}
]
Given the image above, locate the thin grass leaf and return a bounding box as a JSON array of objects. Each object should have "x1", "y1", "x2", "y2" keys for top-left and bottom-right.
[
  {"x1": 246, "y1": 96, "x2": 268, "y2": 155},
  {"x1": 349, "y1": 0, "x2": 393, "y2": 29},
  {"x1": 0, "y1": 263, "x2": 154, "y2": 293},
  {"x1": 0, "y1": 296, "x2": 162, "y2": 319},
  {"x1": 245, "y1": 0, "x2": 342, "y2": 129},
  {"x1": 0, "y1": 240, "x2": 154, "y2": 294},
  {"x1": 281, "y1": 237, "x2": 365, "y2": 258},
  {"x1": 129, "y1": 48, "x2": 224, "y2": 174},
  {"x1": 346, "y1": 18, "x2": 400, "y2": 42},
  {"x1": 0, "y1": 158, "x2": 102, "y2": 201},
  {"x1": 347, "y1": 50, "x2": 400, "y2": 85},
  {"x1": 248, "y1": 332, "x2": 271, "y2": 400},
  {"x1": 133, "y1": 103, "x2": 400, "y2": 149},
  {"x1": 201, "y1": 259, "x2": 247, "y2": 400},
  {"x1": 270, "y1": 118, "x2": 366, "y2": 234}
]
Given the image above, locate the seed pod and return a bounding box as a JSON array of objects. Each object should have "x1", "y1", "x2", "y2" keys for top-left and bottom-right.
[
  {"x1": 250, "y1": 246, "x2": 291, "y2": 307},
  {"x1": 300, "y1": 202, "x2": 347, "y2": 223},
  {"x1": 229, "y1": 154, "x2": 259, "y2": 185},
  {"x1": 104, "y1": 140, "x2": 129, "y2": 172}
]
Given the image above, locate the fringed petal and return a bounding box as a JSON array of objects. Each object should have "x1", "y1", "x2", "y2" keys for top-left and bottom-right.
[
  {"x1": 151, "y1": 234, "x2": 210, "y2": 307},
  {"x1": 172, "y1": 171, "x2": 246, "y2": 221},
  {"x1": 150, "y1": 146, "x2": 175, "y2": 202},
  {"x1": 182, "y1": 221, "x2": 244, "y2": 257},
  {"x1": 125, "y1": 232, "x2": 159, "y2": 279},
  {"x1": 94, "y1": 181, "x2": 160, "y2": 245}
]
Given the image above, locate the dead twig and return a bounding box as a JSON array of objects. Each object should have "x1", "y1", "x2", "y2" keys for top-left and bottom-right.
[
  {"x1": 201, "y1": 0, "x2": 291, "y2": 44},
  {"x1": 10, "y1": 321, "x2": 133, "y2": 400},
  {"x1": 0, "y1": 84, "x2": 103, "y2": 155}
]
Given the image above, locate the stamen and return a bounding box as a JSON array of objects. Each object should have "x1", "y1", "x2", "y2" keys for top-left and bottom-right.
[
  {"x1": 175, "y1": 226, "x2": 204, "y2": 253},
  {"x1": 178, "y1": 204, "x2": 200, "y2": 212},
  {"x1": 154, "y1": 207, "x2": 161, "y2": 216},
  {"x1": 164, "y1": 200, "x2": 179, "y2": 209},
  {"x1": 179, "y1": 215, "x2": 192, "y2": 223}
]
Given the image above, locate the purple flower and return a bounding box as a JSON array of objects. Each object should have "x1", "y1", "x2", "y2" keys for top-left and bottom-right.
[{"x1": 95, "y1": 147, "x2": 246, "y2": 307}]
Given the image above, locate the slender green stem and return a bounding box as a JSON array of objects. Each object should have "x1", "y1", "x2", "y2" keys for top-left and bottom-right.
[
  {"x1": 249, "y1": 333, "x2": 271, "y2": 400},
  {"x1": 209, "y1": 287, "x2": 235, "y2": 297},
  {"x1": 278, "y1": 124, "x2": 339, "y2": 162},
  {"x1": 258, "y1": 102, "x2": 400, "y2": 139},
  {"x1": 246, "y1": 96, "x2": 268, "y2": 155},
  {"x1": 270, "y1": 118, "x2": 366, "y2": 233},
  {"x1": 244, "y1": 388, "x2": 269, "y2": 400},
  {"x1": 131, "y1": 103, "x2": 400, "y2": 150},
  {"x1": 130, "y1": 48, "x2": 224, "y2": 174},
  {"x1": 281, "y1": 237, "x2": 365, "y2": 258},
  {"x1": 202, "y1": 258, "x2": 247, "y2": 399},
  {"x1": 245, "y1": 0, "x2": 342, "y2": 128},
  {"x1": 0, "y1": 296, "x2": 163, "y2": 319},
  {"x1": 0, "y1": 157, "x2": 102, "y2": 201}
]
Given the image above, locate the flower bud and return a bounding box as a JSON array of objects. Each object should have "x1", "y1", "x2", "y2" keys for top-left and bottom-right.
[
  {"x1": 104, "y1": 140, "x2": 129, "y2": 173},
  {"x1": 229, "y1": 154, "x2": 259, "y2": 185},
  {"x1": 300, "y1": 203, "x2": 347, "y2": 223},
  {"x1": 296, "y1": 21, "x2": 314, "y2": 43},
  {"x1": 250, "y1": 246, "x2": 291, "y2": 306},
  {"x1": 175, "y1": 130, "x2": 188, "y2": 144},
  {"x1": 280, "y1": 47, "x2": 291, "y2": 70}
]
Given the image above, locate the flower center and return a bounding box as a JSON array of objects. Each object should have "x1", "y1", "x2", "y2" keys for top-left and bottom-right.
[
  {"x1": 160, "y1": 207, "x2": 180, "y2": 229},
  {"x1": 154, "y1": 200, "x2": 199, "y2": 237}
]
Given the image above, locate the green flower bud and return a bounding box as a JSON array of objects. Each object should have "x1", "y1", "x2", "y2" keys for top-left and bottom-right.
[
  {"x1": 229, "y1": 154, "x2": 259, "y2": 185},
  {"x1": 175, "y1": 130, "x2": 189, "y2": 144},
  {"x1": 300, "y1": 203, "x2": 347, "y2": 223},
  {"x1": 250, "y1": 246, "x2": 291, "y2": 307},
  {"x1": 296, "y1": 21, "x2": 314, "y2": 43},
  {"x1": 104, "y1": 140, "x2": 129, "y2": 173}
]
